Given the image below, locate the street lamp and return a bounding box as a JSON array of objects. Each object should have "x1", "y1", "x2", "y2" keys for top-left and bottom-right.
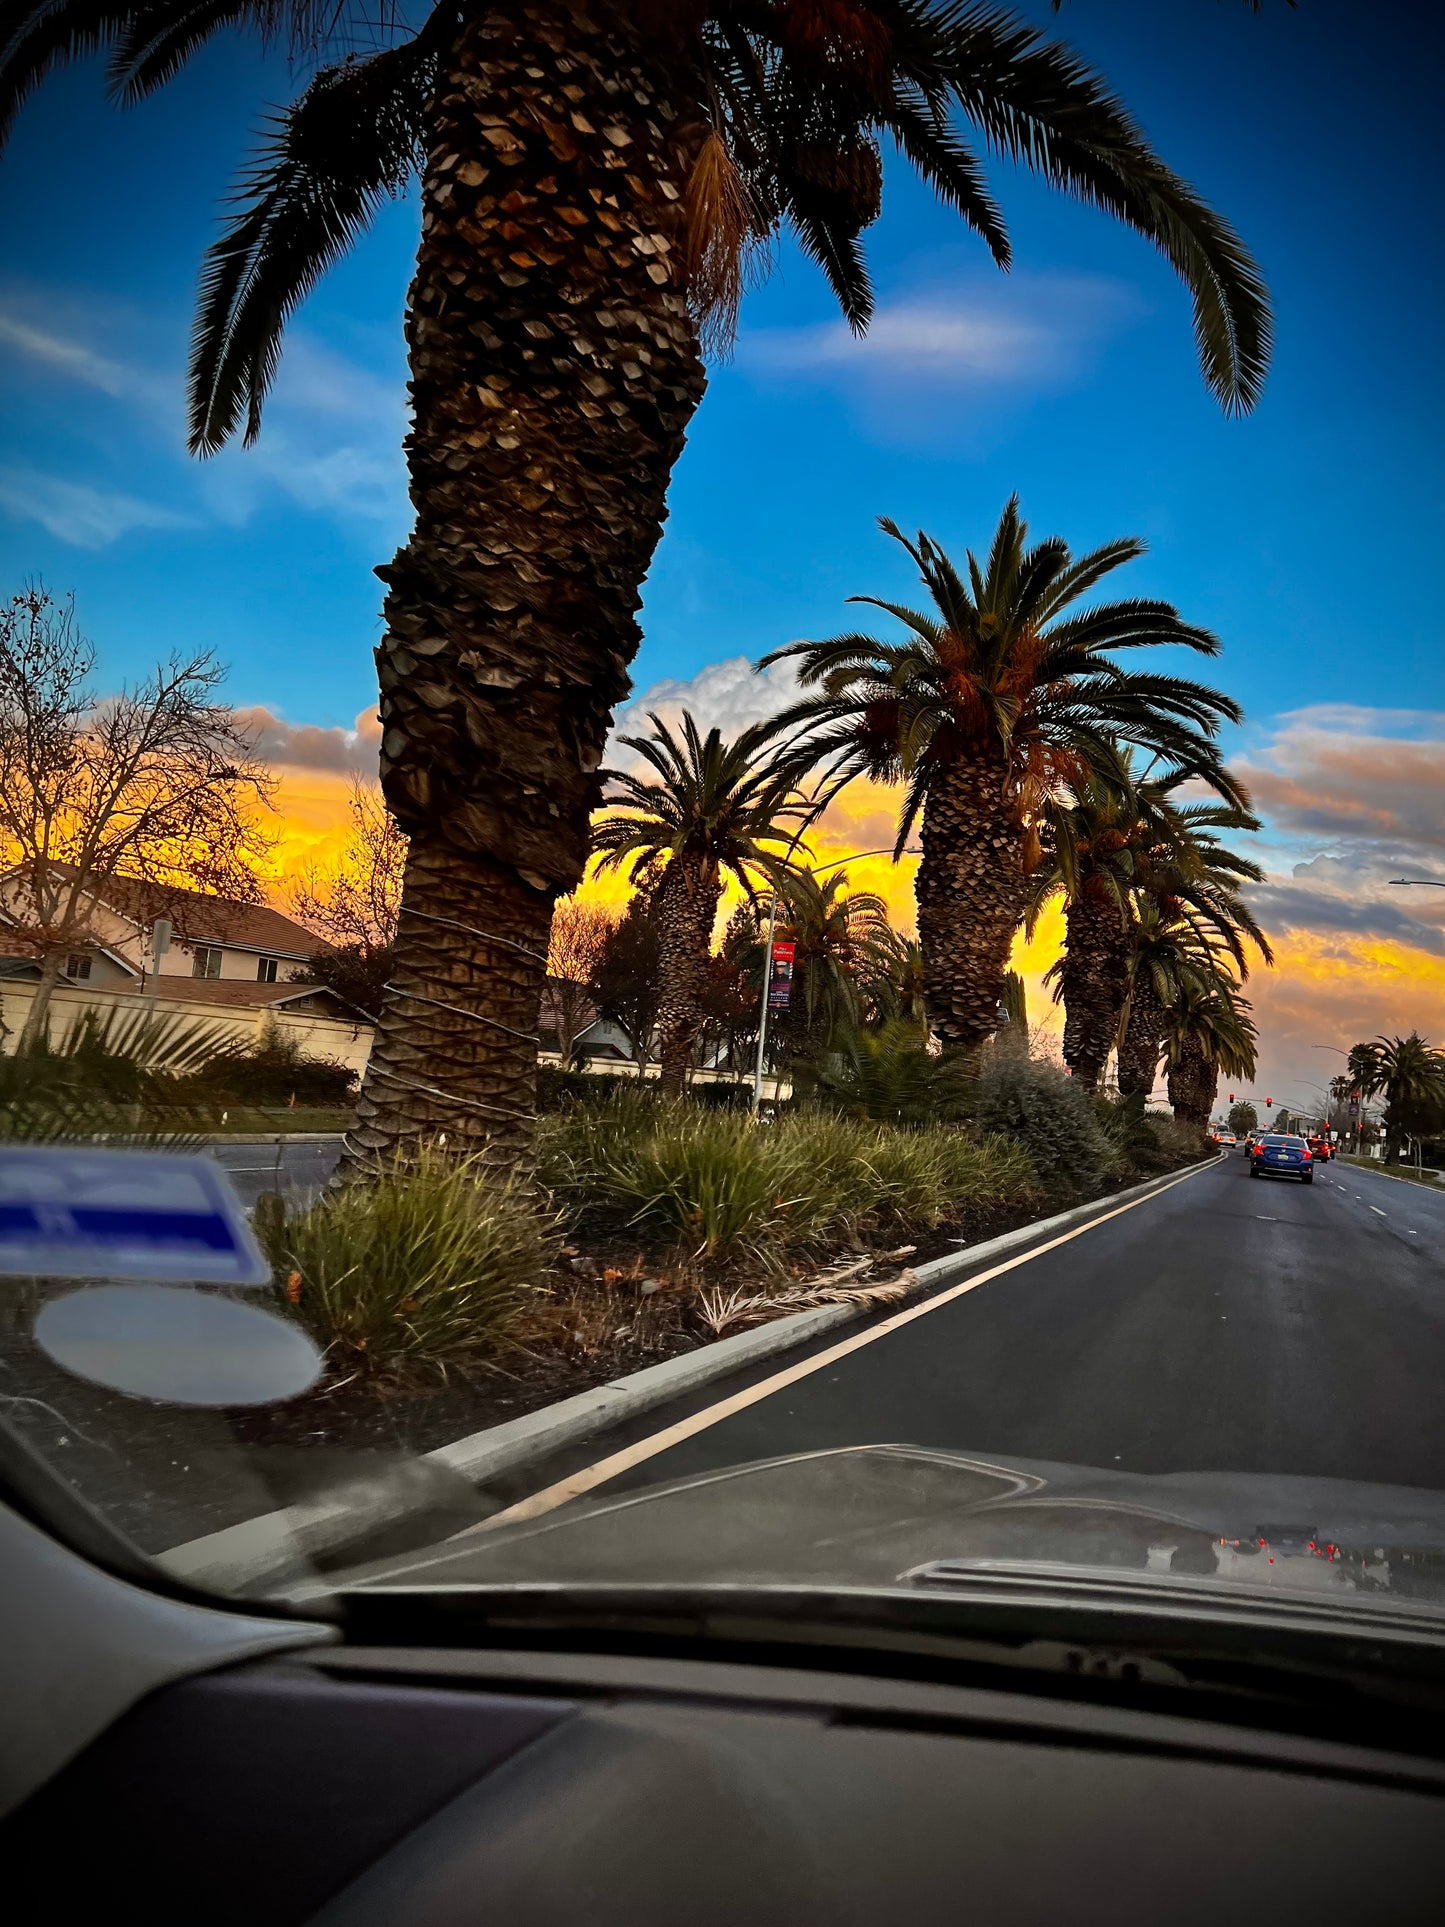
[
  {"x1": 1388, "y1": 877, "x2": 1445, "y2": 887},
  {"x1": 750, "y1": 846, "x2": 920, "y2": 1113}
]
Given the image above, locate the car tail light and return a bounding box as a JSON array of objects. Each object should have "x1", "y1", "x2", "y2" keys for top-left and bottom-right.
[{"x1": 1301, "y1": 1150, "x2": 1312, "y2": 1160}]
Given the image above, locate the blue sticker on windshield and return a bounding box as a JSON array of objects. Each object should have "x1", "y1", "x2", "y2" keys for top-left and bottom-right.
[{"x1": 0, "y1": 1147, "x2": 271, "y2": 1285}]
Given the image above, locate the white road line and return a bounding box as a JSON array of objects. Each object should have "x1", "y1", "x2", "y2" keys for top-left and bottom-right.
[
  {"x1": 1256, "y1": 1215, "x2": 1277, "y2": 1222},
  {"x1": 474, "y1": 1158, "x2": 1218, "y2": 1533},
  {"x1": 1370, "y1": 1206, "x2": 1387, "y2": 1217}
]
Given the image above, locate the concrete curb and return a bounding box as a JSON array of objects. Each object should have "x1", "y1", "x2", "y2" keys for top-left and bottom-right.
[
  {"x1": 204, "y1": 1133, "x2": 347, "y2": 1147},
  {"x1": 160, "y1": 1155, "x2": 1216, "y2": 1591},
  {"x1": 1335, "y1": 1157, "x2": 1442, "y2": 1191}
]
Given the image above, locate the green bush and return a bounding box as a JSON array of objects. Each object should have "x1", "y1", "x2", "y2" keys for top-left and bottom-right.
[
  {"x1": 257, "y1": 1151, "x2": 550, "y2": 1380},
  {"x1": 974, "y1": 1058, "x2": 1113, "y2": 1200},
  {"x1": 798, "y1": 1020, "x2": 973, "y2": 1126},
  {"x1": 178, "y1": 1024, "x2": 356, "y2": 1107},
  {"x1": 538, "y1": 1097, "x2": 1039, "y2": 1271}
]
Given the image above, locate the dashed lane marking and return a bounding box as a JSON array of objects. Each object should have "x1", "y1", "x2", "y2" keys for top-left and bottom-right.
[{"x1": 1370, "y1": 1206, "x2": 1387, "y2": 1217}]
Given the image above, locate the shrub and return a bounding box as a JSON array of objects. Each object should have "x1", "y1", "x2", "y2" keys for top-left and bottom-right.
[
  {"x1": 178, "y1": 1022, "x2": 356, "y2": 1107},
  {"x1": 798, "y1": 1020, "x2": 972, "y2": 1126},
  {"x1": 974, "y1": 1058, "x2": 1113, "y2": 1200},
  {"x1": 538, "y1": 1097, "x2": 1040, "y2": 1271},
  {"x1": 257, "y1": 1151, "x2": 549, "y2": 1381}
]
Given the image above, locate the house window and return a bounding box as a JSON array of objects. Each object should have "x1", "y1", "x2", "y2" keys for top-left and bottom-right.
[
  {"x1": 256, "y1": 956, "x2": 279, "y2": 983},
  {"x1": 192, "y1": 946, "x2": 222, "y2": 979},
  {"x1": 64, "y1": 952, "x2": 92, "y2": 981}
]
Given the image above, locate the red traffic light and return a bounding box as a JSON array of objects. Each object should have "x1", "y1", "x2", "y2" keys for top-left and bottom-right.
[{"x1": 1265, "y1": 1097, "x2": 1272, "y2": 1107}]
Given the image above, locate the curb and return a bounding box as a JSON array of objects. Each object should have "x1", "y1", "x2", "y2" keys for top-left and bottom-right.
[
  {"x1": 1335, "y1": 1157, "x2": 1442, "y2": 1191},
  {"x1": 204, "y1": 1133, "x2": 347, "y2": 1147},
  {"x1": 159, "y1": 1154, "x2": 1217, "y2": 1592}
]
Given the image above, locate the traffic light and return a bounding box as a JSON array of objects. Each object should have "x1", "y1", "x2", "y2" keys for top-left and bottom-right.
[
  {"x1": 1229, "y1": 1094, "x2": 1235, "y2": 1103},
  {"x1": 1265, "y1": 1097, "x2": 1272, "y2": 1108}
]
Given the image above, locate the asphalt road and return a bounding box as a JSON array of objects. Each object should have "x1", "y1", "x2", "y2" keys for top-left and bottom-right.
[
  {"x1": 536, "y1": 1151, "x2": 1445, "y2": 1505},
  {"x1": 205, "y1": 1135, "x2": 344, "y2": 1208}
]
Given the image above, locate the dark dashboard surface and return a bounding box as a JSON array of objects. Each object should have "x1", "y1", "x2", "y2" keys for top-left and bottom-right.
[{"x1": 7, "y1": 1639, "x2": 1443, "y2": 1926}]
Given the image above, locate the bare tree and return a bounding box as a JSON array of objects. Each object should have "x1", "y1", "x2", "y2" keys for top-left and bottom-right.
[
  {"x1": 545, "y1": 896, "x2": 617, "y2": 1066},
  {"x1": 288, "y1": 778, "x2": 408, "y2": 1020},
  {"x1": 0, "y1": 585, "x2": 275, "y2": 1047}
]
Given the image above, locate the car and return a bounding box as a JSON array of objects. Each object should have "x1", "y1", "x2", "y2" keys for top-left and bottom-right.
[
  {"x1": 1248, "y1": 1133, "x2": 1314, "y2": 1183},
  {"x1": 1308, "y1": 1135, "x2": 1334, "y2": 1162},
  {"x1": 1212, "y1": 1130, "x2": 1237, "y2": 1147}
]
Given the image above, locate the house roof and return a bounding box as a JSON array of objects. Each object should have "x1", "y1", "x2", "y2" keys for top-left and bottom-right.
[
  {"x1": 13, "y1": 865, "x2": 329, "y2": 959},
  {"x1": 134, "y1": 977, "x2": 369, "y2": 1021}
]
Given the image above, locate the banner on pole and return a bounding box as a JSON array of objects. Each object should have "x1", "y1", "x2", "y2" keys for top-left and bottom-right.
[{"x1": 767, "y1": 941, "x2": 796, "y2": 1011}]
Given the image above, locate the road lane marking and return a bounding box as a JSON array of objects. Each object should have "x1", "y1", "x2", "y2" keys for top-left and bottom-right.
[
  {"x1": 1371, "y1": 1206, "x2": 1387, "y2": 1217},
  {"x1": 476, "y1": 1157, "x2": 1221, "y2": 1531},
  {"x1": 1255, "y1": 1215, "x2": 1277, "y2": 1222}
]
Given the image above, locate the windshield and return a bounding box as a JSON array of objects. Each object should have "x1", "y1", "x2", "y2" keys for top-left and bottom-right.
[{"x1": 1, "y1": 2, "x2": 1443, "y2": 1650}]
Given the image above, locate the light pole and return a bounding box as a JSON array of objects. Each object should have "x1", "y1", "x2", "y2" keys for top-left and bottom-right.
[
  {"x1": 750, "y1": 846, "x2": 920, "y2": 1114},
  {"x1": 1388, "y1": 877, "x2": 1445, "y2": 887}
]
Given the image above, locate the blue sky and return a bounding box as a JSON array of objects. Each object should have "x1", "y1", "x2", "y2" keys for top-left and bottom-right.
[{"x1": 1, "y1": 0, "x2": 1442, "y2": 1096}]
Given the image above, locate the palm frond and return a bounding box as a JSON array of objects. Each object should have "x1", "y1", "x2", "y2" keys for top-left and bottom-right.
[{"x1": 188, "y1": 32, "x2": 432, "y2": 452}]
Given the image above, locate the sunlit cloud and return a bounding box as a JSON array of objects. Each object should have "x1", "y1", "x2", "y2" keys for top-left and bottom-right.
[{"x1": 239, "y1": 704, "x2": 381, "y2": 776}]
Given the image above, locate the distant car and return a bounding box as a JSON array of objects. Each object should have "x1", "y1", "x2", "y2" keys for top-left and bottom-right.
[
  {"x1": 1308, "y1": 1135, "x2": 1334, "y2": 1161},
  {"x1": 1212, "y1": 1130, "x2": 1237, "y2": 1146},
  {"x1": 1249, "y1": 1133, "x2": 1314, "y2": 1183}
]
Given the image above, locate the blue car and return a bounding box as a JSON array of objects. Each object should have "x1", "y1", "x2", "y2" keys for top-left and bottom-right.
[{"x1": 1248, "y1": 1133, "x2": 1315, "y2": 1184}]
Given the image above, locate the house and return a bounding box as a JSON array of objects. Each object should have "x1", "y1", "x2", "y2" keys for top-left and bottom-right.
[{"x1": 0, "y1": 866, "x2": 374, "y2": 1077}]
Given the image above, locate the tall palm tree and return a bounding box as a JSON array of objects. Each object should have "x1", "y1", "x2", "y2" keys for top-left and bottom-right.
[
  {"x1": 1030, "y1": 747, "x2": 1266, "y2": 1091},
  {"x1": 768, "y1": 502, "x2": 1246, "y2": 1059},
  {"x1": 592, "y1": 710, "x2": 813, "y2": 1094},
  {"x1": 1163, "y1": 976, "x2": 1257, "y2": 1128},
  {"x1": 1362, "y1": 1033, "x2": 1445, "y2": 1160},
  {"x1": 1, "y1": 3, "x2": 1272, "y2": 1172}
]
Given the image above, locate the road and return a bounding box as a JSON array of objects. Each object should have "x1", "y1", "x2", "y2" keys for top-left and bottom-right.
[
  {"x1": 502, "y1": 1150, "x2": 1445, "y2": 1512},
  {"x1": 205, "y1": 1134, "x2": 344, "y2": 1208}
]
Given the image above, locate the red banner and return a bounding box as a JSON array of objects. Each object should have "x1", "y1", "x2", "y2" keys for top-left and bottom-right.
[{"x1": 767, "y1": 941, "x2": 796, "y2": 1011}]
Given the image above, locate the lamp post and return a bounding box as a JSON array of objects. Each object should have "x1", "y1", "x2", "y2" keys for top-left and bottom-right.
[
  {"x1": 1387, "y1": 878, "x2": 1445, "y2": 887},
  {"x1": 750, "y1": 846, "x2": 920, "y2": 1115}
]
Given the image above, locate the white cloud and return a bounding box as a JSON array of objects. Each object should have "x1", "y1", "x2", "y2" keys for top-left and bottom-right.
[
  {"x1": 0, "y1": 466, "x2": 193, "y2": 549},
  {"x1": 610, "y1": 653, "x2": 803, "y2": 767},
  {"x1": 741, "y1": 274, "x2": 1133, "y2": 399},
  {"x1": 748, "y1": 304, "x2": 1048, "y2": 380},
  {"x1": 0, "y1": 291, "x2": 410, "y2": 539}
]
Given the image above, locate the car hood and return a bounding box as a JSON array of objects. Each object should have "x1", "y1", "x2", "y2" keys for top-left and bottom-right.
[{"x1": 341, "y1": 1445, "x2": 1445, "y2": 1614}]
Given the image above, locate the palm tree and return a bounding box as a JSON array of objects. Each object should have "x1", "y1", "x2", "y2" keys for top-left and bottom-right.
[
  {"x1": 768, "y1": 502, "x2": 1246, "y2": 1059},
  {"x1": 746, "y1": 867, "x2": 899, "y2": 1058},
  {"x1": 1362, "y1": 1033, "x2": 1445, "y2": 1161},
  {"x1": 1163, "y1": 977, "x2": 1257, "y2": 1128},
  {"x1": 1031, "y1": 747, "x2": 1266, "y2": 1091},
  {"x1": 1, "y1": 3, "x2": 1272, "y2": 1172},
  {"x1": 592, "y1": 711, "x2": 813, "y2": 1094}
]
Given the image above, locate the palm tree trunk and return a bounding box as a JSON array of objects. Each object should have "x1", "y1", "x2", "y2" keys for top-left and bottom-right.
[
  {"x1": 653, "y1": 856, "x2": 721, "y2": 1097},
  {"x1": 917, "y1": 758, "x2": 1025, "y2": 1058},
  {"x1": 1167, "y1": 1037, "x2": 1211, "y2": 1126},
  {"x1": 1116, "y1": 973, "x2": 1164, "y2": 1098},
  {"x1": 337, "y1": 0, "x2": 706, "y2": 1179},
  {"x1": 1060, "y1": 892, "x2": 1129, "y2": 1092}
]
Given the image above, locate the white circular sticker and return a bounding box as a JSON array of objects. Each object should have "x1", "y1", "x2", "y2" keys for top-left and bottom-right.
[{"x1": 34, "y1": 1284, "x2": 323, "y2": 1407}]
